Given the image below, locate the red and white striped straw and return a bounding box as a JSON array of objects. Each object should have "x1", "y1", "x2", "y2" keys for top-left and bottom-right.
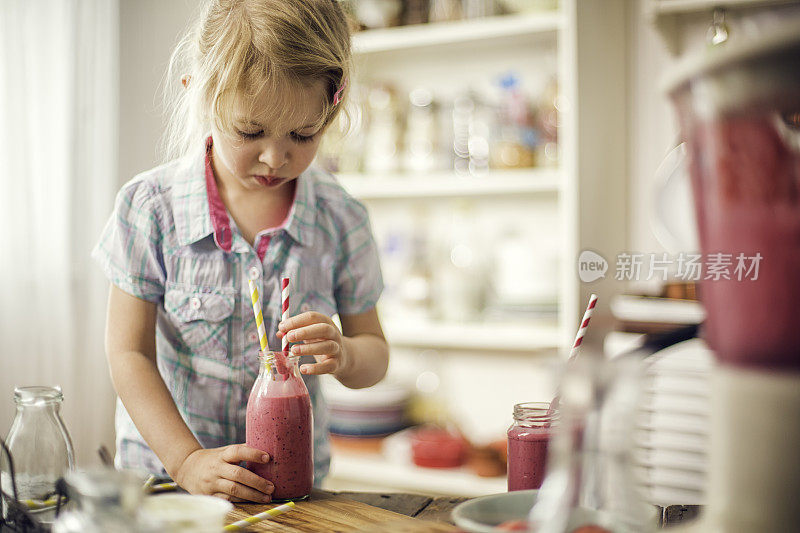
[
  {"x1": 569, "y1": 293, "x2": 598, "y2": 359},
  {"x1": 281, "y1": 277, "x2": 290, "y2": 353}
]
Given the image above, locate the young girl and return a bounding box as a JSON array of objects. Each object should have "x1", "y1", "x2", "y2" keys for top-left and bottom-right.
[{"x1": 92, "y1": 0, "x2": 388, "y2": 503}]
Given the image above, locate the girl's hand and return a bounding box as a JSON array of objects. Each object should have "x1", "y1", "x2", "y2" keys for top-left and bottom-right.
[
  {"x1": 278, "y1": 312, "x2": 352, "y2": 377},
  {"x1": 173, "y1": 445, "x2": 274, "y2": 503}
]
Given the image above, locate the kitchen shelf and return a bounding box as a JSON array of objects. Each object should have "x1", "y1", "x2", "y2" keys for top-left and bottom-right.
[
  {"x1": 649, "y1": 0, "x2": 795, "y2": 15},
  {"x1": 352, "y1": 12, "x2": 562, "y2": 54},
  {"x1": 338, "y1": 168, "x2": 560, "y2": 200},
  {"x1": 325, "y1": 451, "x2": 507, "y2": 497},
  {"x1": 383, "y1": 318, "x2": 561, "y2": 353},
  {"x1": 647, "y1": 0, "x2": 796, "y2": 54}
]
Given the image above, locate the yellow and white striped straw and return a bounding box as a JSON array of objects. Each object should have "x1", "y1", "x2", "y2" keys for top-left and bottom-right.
[
  {"x1": 248, "y1": 279, "x2": 269, "y2": 353},
  {"x1": 23, "y1": 496, "x2": 64, "y2": 509},
  {"x1": 223, "y1": 501, "x2": 296, "y2": 531},
  {"x1": 142, "y1": 475, "x2": 178, "y2": 493},
  {"x1": 142, "y1": 474, "x2": 156, "y2": 491}
]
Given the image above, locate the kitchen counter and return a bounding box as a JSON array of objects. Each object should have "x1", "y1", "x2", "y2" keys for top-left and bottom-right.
[{"x1": 229, "y1": 490, "x2": 701, "y2": 531}]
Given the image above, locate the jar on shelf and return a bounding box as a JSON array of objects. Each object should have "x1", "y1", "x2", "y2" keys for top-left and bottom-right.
[
  {"x1": 452, "y1": 92, "x2": 491, "y2": 177},
  {"x1": 363, "y1": 83, "x2": 401, "y2": 174},
  {"x1": 1, "y1": 386, "x2": 75, "y2": 524},
  {"x1": 402, "y1": 87, "x2": 440, "y2": 173},
  {"x1": 507, "y1": 401, "x2": 554, "y2": 491},
  {"x1": 433, "y1": 200, "x2": 486, "y2": 322},
  {"x1": 410, "y1": 425, "x2": 468, "y2": 468}
]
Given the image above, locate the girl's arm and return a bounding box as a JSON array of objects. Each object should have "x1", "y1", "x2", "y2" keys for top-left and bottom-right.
[
  {"x1": 278, "y1": 308, "x2": 389, "y2": 389},
  {"x1": 337, "y1": 308, "x2": 389, "y2": 389},
  {"x1": 104, "y1": 285, "x2": 273, "y2": 502}
]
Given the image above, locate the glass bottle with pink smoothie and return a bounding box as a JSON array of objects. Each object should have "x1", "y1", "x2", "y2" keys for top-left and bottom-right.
[
  {"x1": 507, "y1": 402, "x2": 554, "y2": 491},
  {"x1": 246, "y1": 351, "x2": 313, "y2": 501}
]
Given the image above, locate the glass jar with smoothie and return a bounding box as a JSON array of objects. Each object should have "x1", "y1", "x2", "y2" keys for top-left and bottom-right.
[
  {"x1": 507, "y1": 401, "x2": 554, "y2": 491},
  {"x1": 245, "y1": 351, "x2": 313, "y2": 501},
  {"x1": 667, "y1": 26, "x2": 800, "y2": 370}
]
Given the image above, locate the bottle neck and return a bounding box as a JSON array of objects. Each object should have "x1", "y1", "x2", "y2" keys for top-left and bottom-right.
[
  {"x1": 258, "y1": 351, "x2": 301, "y2": 380},
  {"x1": 513, "y1": 402, "x2": 555, "y2": 427},
  {"x1": 14, "y1": 386, "x2": 64, "y2": 414}
]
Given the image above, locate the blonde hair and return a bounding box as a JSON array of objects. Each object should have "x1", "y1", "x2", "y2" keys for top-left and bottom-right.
[{"x1": 161, "y1": 0, "x2": 352, "y2": 162}]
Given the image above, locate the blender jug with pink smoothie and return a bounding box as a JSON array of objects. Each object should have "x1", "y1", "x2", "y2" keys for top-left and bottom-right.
[
  {"x1": 246, "y1": 351, "x2": 313, "y2": 501},
  {"x1": 668, "y1": 29, "x2": 800, "y2": 370},
  {"x1": 663, "y1": 24, "x2": 800, "y2": 531}
]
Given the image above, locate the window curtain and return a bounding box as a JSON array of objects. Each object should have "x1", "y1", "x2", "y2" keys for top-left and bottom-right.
[{"x1": 0, "y1": 0, "x2": 119, "y2": 466}]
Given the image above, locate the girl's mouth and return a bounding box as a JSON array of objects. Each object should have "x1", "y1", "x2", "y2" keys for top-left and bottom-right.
[{"x1": 254, "y1": 175, "x2": 282, "y2": 187}]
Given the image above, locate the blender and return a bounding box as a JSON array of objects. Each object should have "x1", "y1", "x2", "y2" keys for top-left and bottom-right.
[{"x1": 665, "y1": 18, "x2": 800, "y2": 532}]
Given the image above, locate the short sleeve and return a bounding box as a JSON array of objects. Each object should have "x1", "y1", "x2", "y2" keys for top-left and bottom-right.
[
  {"x1": 334, "y1": 201, "x2": 384, "y2": 316},
  {"x1": 91, "y1": 178, "x2": 167, "y2": 302}
]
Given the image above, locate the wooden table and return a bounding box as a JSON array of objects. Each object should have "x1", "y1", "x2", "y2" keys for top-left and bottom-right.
[
  {"x1": 228, "y1": 490, "x2": 465, "y2": 532},
  {"x1": 229, "y1": 490, "x2": 701, "y2": 531}
]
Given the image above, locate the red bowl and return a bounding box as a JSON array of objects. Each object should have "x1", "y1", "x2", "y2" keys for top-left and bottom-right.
[{"x1": 410, "y1": 426, "x2": 468, "y2": 468}]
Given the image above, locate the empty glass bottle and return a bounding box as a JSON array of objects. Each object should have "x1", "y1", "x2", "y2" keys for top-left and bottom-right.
[
  {"x1": 2, "y1": 386, "x2": 75, "y2": 524},
  {"x1": 529, "y1": 356, "x2": 656, "y2": 533},
  {"x1": 52, "y1": 468, "x2": 143, "y2": 533}
]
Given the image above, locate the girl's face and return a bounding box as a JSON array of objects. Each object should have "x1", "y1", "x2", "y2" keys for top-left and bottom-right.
[{"x1": 210, "y1": 80, "x2": 327, "y2": 194}]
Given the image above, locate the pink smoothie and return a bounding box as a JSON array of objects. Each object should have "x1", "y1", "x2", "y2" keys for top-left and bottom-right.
[
  {"x1": 684, "y1": 112, "x2": 800, "y2": 370},
  {"x1": 507, "y1": 425, "x2": 550, "y2": 491},
  {"x1": 246, "y1": 375, "x2": 313, "y2": 501}
]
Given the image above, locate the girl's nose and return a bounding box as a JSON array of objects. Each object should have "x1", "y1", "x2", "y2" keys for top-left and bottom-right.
[{"x1": 258, "y1": 139, "x2": 288, "y2": 170}]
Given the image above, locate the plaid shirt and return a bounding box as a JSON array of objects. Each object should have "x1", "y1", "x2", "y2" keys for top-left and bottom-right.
[{"x1": 92, "y1": 140, "x2": 383, "y2": 482}]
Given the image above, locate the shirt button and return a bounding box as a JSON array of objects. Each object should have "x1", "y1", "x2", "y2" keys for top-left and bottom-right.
[
  {"x1": 249, "y1": 266, "x2": 261, "y2": 280},
  {"x1": 249, "y1": 332, "x2": 259, "y2": 343},
  {"x1": 190, "y1": 297, "x2": 202, "y2": 310}
]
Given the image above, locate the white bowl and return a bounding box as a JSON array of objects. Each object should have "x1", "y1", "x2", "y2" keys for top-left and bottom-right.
[
  {"x1": 140, "y1": 494, "x2": 233, "y2": 532},
  {"x1": 452, "y1": 490, "x2": 537, "y2": 533}
]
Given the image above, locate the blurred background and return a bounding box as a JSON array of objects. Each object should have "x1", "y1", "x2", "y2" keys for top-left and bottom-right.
[{"x1": 2, "y1": 0, "x2": 797, "y2": 501}]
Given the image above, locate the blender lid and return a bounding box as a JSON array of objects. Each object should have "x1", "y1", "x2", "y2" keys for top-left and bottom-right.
[{"x1": 663, "y1": 19, "x2": 800, "y2": 96}]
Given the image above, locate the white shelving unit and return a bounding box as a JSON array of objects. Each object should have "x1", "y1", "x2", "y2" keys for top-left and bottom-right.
[
  {"x1": 352, "y1": 12, "x2": 563, "y2": 53},
  {"x1": 326, "y1": 1, "x2": 628, "y2": 495},
  {"x1": 383, "y1": 318, "x2": 561, "y2": 352},
  {"x1": 338, "y1": 1, "x2": 627, "y2": 355}
]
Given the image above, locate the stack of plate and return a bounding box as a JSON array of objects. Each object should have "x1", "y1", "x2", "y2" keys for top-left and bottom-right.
[
  {"x1": 634, "y1": 338, "x2": 712, "y2": 507},
  {"x1": 322, "y1": 378, "x2": 411, "y2": 437}
]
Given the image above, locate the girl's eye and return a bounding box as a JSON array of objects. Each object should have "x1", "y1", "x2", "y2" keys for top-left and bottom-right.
[
  {"x1": 290, "y1": 131, "x2": 316, "y2": 144},
  {"x1": 237, "y1": 129, "x2": 263, "y2": 139}
]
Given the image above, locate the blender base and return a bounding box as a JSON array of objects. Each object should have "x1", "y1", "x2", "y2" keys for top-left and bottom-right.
[{"x1": 673, "y1": 365, "x2": 800, "y2": 532}]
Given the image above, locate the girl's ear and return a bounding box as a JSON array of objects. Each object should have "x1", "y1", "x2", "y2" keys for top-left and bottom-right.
[{"x1": 181, "y1": 75, "x2": 191, "y2": 88}]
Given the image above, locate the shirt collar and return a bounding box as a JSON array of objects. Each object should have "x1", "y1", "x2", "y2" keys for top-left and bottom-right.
[
  {"x1": 173, "y1": 137, "x2": 316, "y2": 251},
  {"x1": 172, "y1": 145, "x2": 214, "y2": 248}
]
